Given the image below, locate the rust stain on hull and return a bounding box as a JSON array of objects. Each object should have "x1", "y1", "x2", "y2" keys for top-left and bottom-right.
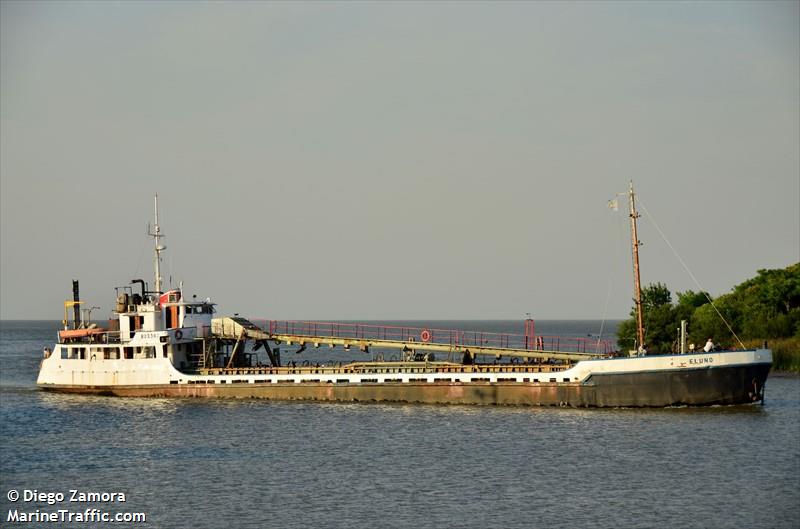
[{"x1": 43, "y1": 382, "x2": 576, "y2": 406}]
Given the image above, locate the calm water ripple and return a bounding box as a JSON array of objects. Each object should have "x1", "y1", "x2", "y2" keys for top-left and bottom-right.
[{"x1": 1, "y1": 321, "x2": 798, "y2": 528}]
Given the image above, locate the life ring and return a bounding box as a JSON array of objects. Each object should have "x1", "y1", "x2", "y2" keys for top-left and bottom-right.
[
  {"x1": 175, "y1": 330, "x2": 183, "y2": 340},
  {"x1": 420, "y1": 329, "x2": 431, "y2": 343}
]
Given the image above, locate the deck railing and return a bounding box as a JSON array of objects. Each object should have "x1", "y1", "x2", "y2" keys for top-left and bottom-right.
[{"x1": 258, "y1": 320, "x2": 614, "y2": 356}]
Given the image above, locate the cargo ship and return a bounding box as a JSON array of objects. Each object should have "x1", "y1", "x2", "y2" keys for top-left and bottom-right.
[{"x1": 37, "y1": 188, "x2": 772, "y2": 407}]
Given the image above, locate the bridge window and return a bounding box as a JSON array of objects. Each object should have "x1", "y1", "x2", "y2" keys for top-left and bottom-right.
[{"x1": 186, "y1": 304, "x2": 214, "y2": 314}]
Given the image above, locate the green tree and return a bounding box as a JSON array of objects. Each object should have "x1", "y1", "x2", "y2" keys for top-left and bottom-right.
[
  {"x1": 732, "y1": 264, "x2": 800, "y2": 339},
  {"x1": 617, "y1": 263, "x2": 800, "y2": 354},
  {"x1": 675, "y1": 290, "x2": 709, "y2": 313},
  {"x1": 689, "y1": 301, "x2": 736, "y2": 348},
  {"x1": 617, "y1": 317, "x2": 638, "y2": 352},
  {"x1": 642, "y1": 282, "x2": 671, "y2": 309},
  {"x1": 617, "y1": 283, "x2": 677, "y2": 354}
]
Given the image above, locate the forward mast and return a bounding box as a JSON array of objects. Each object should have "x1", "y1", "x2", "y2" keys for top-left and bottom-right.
[{"x1": 628, "y1": 182, "x2": 645, "y2": 353}]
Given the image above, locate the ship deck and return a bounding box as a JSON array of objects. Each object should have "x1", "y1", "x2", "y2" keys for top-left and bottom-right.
[{"x1": 196, "y1": 361, "x2": 572, "y2": 377}]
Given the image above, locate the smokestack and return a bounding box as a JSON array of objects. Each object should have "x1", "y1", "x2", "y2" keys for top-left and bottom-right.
[{"x1": 72, "y1": 280, "x2": 81, "y2": 329}]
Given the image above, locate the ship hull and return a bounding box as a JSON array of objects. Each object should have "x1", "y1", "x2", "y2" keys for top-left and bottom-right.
[{"x1": 39, "y1": 362, "x2": 771, "y2": 407}]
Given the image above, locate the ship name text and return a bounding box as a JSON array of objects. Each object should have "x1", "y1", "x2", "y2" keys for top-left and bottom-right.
[{"x1": 688, "y1": 357, "x2": 714, "y2": 365}]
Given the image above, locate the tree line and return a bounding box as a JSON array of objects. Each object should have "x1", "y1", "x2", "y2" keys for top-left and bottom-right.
[{"x1": 617, "y1": 263, "x2": 800, "y2": 354}]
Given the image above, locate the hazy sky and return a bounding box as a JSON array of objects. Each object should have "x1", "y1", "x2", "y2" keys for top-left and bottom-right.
[{"x1": 1, "y1": 1, "x2": 798, "y2": 321}]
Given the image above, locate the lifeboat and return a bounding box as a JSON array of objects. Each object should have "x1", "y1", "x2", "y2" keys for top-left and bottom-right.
[{"x1": 58, "y1": 328, "x2": 106, "y2": 341}]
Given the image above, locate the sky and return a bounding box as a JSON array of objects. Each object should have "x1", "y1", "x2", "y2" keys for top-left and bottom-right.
[{"x1": 1, "y1": 1, "x2": 798, "y2": 321}]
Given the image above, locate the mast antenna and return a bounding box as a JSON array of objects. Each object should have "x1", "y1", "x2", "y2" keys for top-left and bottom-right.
[
  {"x1": 628, "y1": 181, "x2": 645, "y2": 352},
  {"x1": 148, "y1": 195, "x2": 166, "y2": 295}
]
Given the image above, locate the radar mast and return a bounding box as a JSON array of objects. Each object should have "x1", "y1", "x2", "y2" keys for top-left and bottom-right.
[{"x1": 149, "y1": 195, "x2": 166, "y2": 295}]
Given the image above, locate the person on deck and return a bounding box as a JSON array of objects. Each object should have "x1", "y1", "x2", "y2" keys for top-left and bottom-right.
[{"x1": 703, "y1": 338, "x2": 715, "y2": 353}]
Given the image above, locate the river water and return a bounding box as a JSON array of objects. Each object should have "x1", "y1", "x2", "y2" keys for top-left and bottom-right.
[{"x1": 1, "y1": 321, "x2": 798, "y2": 528}]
